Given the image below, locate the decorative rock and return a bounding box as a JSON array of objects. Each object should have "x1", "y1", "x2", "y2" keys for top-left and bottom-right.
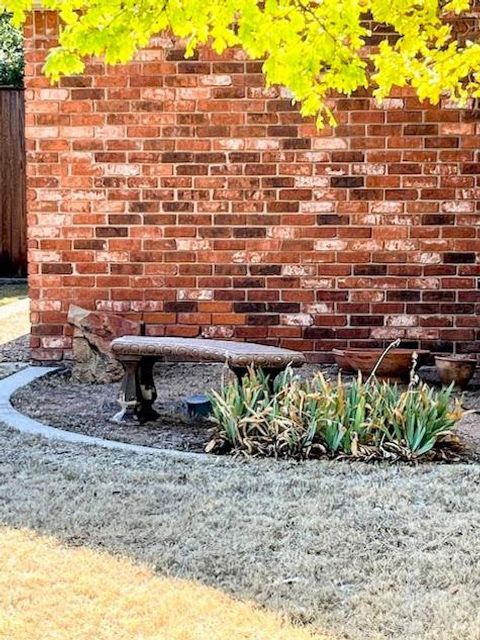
[
  {"x1": 435, "y1": 355, "x2": 477, "y2": 390},
  {"x1": 68, "y1": 305, "x2": 140, "y2": 383}
]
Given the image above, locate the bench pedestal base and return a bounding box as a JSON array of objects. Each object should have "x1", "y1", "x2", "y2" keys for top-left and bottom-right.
[{"x1": 111, "y1": 356, "x2": 159, "y2": 424}]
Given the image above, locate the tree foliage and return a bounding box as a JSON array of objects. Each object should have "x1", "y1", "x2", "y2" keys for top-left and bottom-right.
[
  {"x1": 1, "y1": 0, "x2": 479, "y2": 124},
  {"x1": 0, "y1": 12, "x2": 23, "y2": 87}
]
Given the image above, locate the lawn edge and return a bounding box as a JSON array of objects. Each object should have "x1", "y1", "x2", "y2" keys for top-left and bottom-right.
[{"x1": 0, "y1": 366, "x2": 215, "y2": 462}]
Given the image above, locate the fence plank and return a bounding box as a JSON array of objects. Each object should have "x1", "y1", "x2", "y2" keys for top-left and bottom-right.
[{"x1": 0, "y1": 88, "x2": 26, "y2": 277}]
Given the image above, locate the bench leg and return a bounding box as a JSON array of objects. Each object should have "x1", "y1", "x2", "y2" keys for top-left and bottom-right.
[
  {"x1": 137, "y1": 357, "x2": 160, "y2": 423},
  {"x1": 112, "y1": 357, "x2": 142, "y2": 423},
  {"x1": 229, "y1": 366, "x2": 285, "y2": 391}
]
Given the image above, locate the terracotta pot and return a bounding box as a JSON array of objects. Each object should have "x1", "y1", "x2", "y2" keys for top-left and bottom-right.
[
  {"x1": 332, "y1": 348, "x2": 356, "y2": 373},
  {"x1": 333, "y1": 348, "x2": 430, "y2": 381},
  {"x1": 435, "y1": 355, "x2": 477, "y2": 389}
]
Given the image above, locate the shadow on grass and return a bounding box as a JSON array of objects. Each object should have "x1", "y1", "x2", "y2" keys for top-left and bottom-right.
[{"x1": 0, "y1": 526, "x2": 328, "y2": 640}]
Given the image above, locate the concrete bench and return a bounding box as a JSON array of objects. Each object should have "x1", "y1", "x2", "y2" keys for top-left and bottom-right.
[{"x1": 110, "y1": 336, "x2": 306, "y2": 423}]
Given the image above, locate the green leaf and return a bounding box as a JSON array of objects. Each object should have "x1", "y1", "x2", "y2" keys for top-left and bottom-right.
[{"x1": 3, "y1": 0, "x2": 480, "y2": 126}]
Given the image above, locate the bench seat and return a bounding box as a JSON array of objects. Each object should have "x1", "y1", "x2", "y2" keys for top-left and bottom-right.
[
  {"x1": 110, "y1": 336, "x2": 306, "y2": 423},
  {"x1": 111, "y1": 336, "x2": 306, "y2": 368}
]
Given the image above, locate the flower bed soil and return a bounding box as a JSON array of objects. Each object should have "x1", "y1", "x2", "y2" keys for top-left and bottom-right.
[{"x1": 10, "y1": 363, "x2": 480, "y2": 458}]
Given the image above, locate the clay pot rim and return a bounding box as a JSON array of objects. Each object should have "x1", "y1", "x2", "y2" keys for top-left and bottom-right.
[
  {"x1": 333, "y1": 348, "x2": 430, "y2": 356},
  {"x1": 435, "y1": 355, "x2": 477, "y2": 364}
]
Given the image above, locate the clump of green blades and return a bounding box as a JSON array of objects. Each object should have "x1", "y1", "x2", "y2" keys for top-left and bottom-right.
[{"x1": 207, "y1": 366, "x2": 464, "y2": 462}]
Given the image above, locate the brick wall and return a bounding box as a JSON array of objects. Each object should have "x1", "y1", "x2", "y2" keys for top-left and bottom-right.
[{"x1": 26, "y1": 11, "x2": 480, "y2": 363}]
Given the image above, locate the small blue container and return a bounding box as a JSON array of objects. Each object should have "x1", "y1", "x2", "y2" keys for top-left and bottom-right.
[{"x1": 185, "y1": 394, "x2": 212, "y2": 418}]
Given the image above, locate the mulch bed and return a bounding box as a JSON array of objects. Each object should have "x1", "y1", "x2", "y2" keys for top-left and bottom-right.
[
  {"x1": 10, "y1": 362, "x2": 480, "y2": 458},
  {"x1": 11, "y1": 363, "x2": 233, "y2": 453}
]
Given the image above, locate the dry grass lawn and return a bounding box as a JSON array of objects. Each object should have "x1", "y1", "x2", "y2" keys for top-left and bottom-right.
[
  {"x1": 0, "y1": 424, "x2": 479, "y2": 639},
  {"x1": 0, "y1": 526, "x2": 322, "y2": 640},
  {"x1": 0, "y1": 284, "x2": 29, "y2": 345},
  {"x1": 0, "y1": 283, "x2": 27, "y2": 308}
]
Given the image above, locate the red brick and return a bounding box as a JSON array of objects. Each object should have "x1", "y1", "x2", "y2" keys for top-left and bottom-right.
[{"x1": 25, "y1": 12, "x2": 480, "y2": 362}]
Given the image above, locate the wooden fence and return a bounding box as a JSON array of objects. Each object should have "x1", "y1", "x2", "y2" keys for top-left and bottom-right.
[{"x1": 0, "y1": 88, "x2": 26, "y2": 277}]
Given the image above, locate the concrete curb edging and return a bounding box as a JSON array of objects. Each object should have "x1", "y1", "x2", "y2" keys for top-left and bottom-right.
[{"x1": 0, "y1": 366, "x2": 214, "y2": 462}]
